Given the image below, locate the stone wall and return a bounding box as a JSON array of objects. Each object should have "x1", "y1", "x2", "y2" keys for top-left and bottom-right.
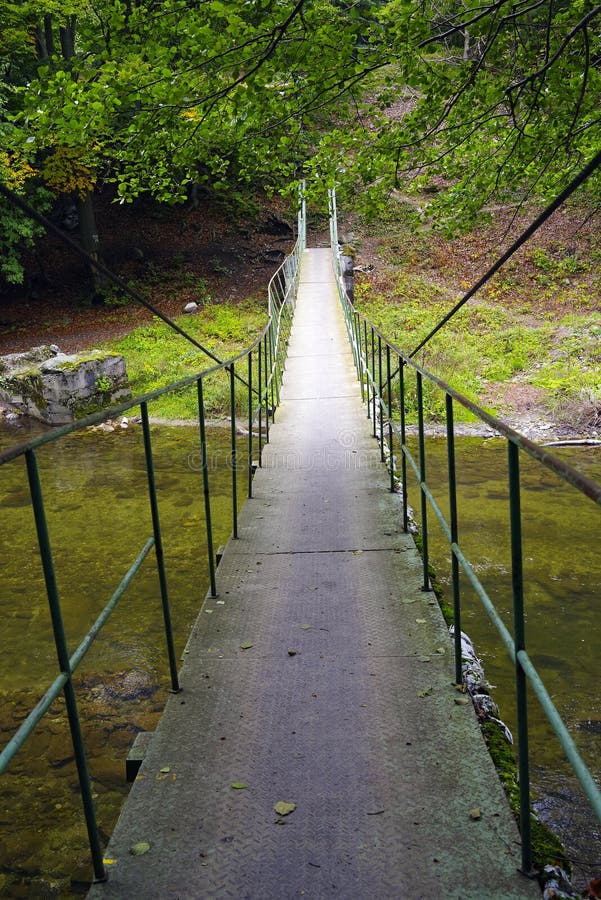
[{"x1": 0, "y1": 345, "x2": 130, "y2": 425}]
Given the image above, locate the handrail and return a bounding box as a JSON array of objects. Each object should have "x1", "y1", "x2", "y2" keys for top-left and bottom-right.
[
  {"x1": 0, "y1": 194, "x2": 306, "y2": 886},
  {"x1": 329, "y1": 188, "x2": 601, "y2": 875}
]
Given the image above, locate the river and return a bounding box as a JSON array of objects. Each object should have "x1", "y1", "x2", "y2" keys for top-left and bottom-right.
[{"x1": 0, "y1": 422, "x2": 599, "y2": 895}]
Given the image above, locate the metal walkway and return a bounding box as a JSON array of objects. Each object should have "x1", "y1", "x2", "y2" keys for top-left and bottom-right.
[{"x1": 89, "y1": 249, "x2": 538, "y2": 899}]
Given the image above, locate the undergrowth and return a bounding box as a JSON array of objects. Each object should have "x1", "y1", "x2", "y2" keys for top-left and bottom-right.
[
  {"x1": 102, "y1": 298, "x2": 266, "y2": 420},
  {"x1": 355, "y1": 270, "x2": 600, "y2": 426}
]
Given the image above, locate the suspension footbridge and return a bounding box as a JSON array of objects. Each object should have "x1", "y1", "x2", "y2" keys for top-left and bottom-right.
[
  {"x1": 86, "y1": 247, "x2": 538, "y2": 899},
  {"x1": 1, "y1": 189, "x2": 599, "y2": 898}
]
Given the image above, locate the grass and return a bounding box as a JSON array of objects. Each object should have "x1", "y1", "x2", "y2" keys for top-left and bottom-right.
[
  {"x1": 102, "y1": 298, "x2": 267, "y2": 420},
  {"x1": 352, "y1": 198, "x2": 601, "y2": 425}
]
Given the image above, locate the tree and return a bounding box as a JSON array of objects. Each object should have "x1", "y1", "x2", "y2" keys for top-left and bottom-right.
[
  {"x1": 309, "y1": 0, "x2": 601, "y2": 228},
  {"x1": 2, "y1": 0, "x2": 599, "y2": 289}
]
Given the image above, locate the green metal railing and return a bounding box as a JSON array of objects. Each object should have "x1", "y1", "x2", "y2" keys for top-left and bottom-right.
[
  {"x1": 329, "y1": 189, "x2": 601, "y2": 874},
  {"x1": 0, "y1": 203, "x2": 305, "y2": 884}
]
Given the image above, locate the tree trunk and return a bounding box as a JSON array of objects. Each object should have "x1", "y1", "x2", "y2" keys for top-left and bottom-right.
[{"x1": 76, "y1": 191, "x2": 106, "y2": 301}]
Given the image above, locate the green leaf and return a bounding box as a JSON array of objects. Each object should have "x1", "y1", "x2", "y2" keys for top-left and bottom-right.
[
  {"x1": 130, "y1": 841, "x2": 151, "y2": 856},
  {"x1": 240, "y1": 642, "x2": 253, "y2": 650},
  {"x1": 231, "y1": 782, "x2": 248, "y2": 790},
  {"x1": 274, "y1": 801, "x2": 296, "y2": 816}
]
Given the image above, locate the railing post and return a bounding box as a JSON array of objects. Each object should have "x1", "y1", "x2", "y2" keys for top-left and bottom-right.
[
  {"x1": 364, "y1": 320, "x2": 369, "y2": 417},
  {"x1": 141, "y1": 402, "x2": 180, "y2": 692},
  {"x1": 378, "y1": 335, "x2": 385, "y2": 462},
  {"x1": 356, "y1": 312, "x2": 365, "y2": 403},
  {"x1": 445, "y1": 395, "x2": 462, "y2": 685},
  {"x1": 258, "y1": 339, "x2": 263, "y2": 468},
  {"x1": 197, "y1": 378, "x2": 217, "y2": 598},
  {"x1": 399, "y1": 359, "x2": 409, "y2": 533},
  {"x1": 268, "y1": 327, "x2": 276, "y2": 423},
  {"x1": 263, "y1": 334, "x2": 270, "y2": 445},
  {"x1": 371, "y1": 326, "x2": 376, "y2": 437},
  {"x1": 508, "y1": 441, "x2": 532, "y2": 873},
  {"x1": 416, "y1": 372, "x2": 430, "y2": 591},
  {"x1": 229, "y1": 365, "x2": 238, "y2": 539},
  {"x1": 386, "y1": 344, "x2": 394, "y2": 492},
  {"x1": 248, "y1": 351, "x2": 253, "y2": 499},
  {"x1": 25, "y1": 449, "x2": 106, "y2": 884}
]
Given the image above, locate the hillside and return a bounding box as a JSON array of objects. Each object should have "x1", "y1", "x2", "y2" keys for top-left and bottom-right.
[{"x1": 345, "y1": 195, "x2": 600, "y2": 441}]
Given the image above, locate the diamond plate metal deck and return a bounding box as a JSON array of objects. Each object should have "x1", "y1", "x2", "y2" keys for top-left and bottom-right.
[{"x1": 89, "y1": 249, "x2": 538, "y2": 899}]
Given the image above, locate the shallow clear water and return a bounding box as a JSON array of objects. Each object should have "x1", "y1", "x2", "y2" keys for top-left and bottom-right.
[
  {"x1": 0, "y1": 418, "x2": 245, "y2": 896},
  {"x1": 410, "y1": 436, "x2": 600, "y2": 885},
  {"x1": 0, "y1": 424, "x2": 599, "y2": 894}
]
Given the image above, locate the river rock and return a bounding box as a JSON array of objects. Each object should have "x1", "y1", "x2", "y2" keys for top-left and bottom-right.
[{"x1": 0, "y1": 345, "x2": 130, "y2": 426}]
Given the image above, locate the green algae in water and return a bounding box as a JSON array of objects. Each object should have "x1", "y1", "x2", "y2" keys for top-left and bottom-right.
[
  {"x1": 413, "y1": 436, "x2": 600, "y2": 883},
  {"x1": 0, "y1": 425, "x2": 599, "y2": 892},
  {"x1": 0, "y1": 421, "x2": 246, "y2": 895}
]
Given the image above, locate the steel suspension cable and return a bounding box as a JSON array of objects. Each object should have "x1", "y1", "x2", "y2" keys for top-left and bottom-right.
[{"x1": 408, "y1": 147, "x2": 601, "y2": 358}]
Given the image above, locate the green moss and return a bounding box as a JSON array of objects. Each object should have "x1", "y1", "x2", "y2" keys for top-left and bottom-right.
[
  {"x1": 51, "y1": 351, "x2": 119, "y2": 371},
  {"x1": 71, "y1": 397, "x2": 108, "y2": 419},
  {"x1": 482, "y1": 721, "x2": 569, "y2": 873}
]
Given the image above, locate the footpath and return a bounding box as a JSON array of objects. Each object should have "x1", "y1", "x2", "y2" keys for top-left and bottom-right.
[{"x1": 89, "y1": 248, "x2": 538, "y2": 899}]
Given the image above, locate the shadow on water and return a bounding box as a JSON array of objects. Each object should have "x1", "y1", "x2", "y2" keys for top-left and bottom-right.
[
  {"x1": 417, "y1": 436, "x2": 600, "y2": 888},
  {"x1": 0, "y1": 420, "x2": 245, "y2": 897}
]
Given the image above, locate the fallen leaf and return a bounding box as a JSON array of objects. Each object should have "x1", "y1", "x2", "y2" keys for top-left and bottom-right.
[
  {"x1": 434, "y1": 646, "x2": 445, "y2": 655},
  {"x1": 415, "y1": 618, "x2": 427, "y2": 624},
  {"x1": 418, "y1": 656, "x2": 431, "y2": 663},
  {"x1": 240, "y1": 642, "x2": 253, "y2": 650},
  {"x1": 470, "y1": 807, "x2": 481, "y2": 820},
  {"x1": 402, "y1": 597, "x2": 417, "y2": 604},
  {"x1": 204, "y1": 609, "x2": 213, "y2": 615},
  {"x1": 231, "y1": 782, "x2": 248, "y2": 790},
  {"x1": 455, "y1": 697, "x2": 469, "y2": 706},
  {"x1": 103, "y1": 859, "x2": 116, "y2": 866},
  {"x1": 159, "y1": 766, "x2": 170, "y2": 774},
  {"x1": 417, "y1": 686, "x2": 433, "y2": 698},
  {"x1": 274, "y1": 801, "x2": 296, "y2": 816},
  {"x1": 130, "y1": 842, "x2": 151, "y2": 856},
  {"x1": 300, "y1": 624, "x2": 311, "y2": 630},
  {"x1": 288, "y1": 649, "x2": 298, "y2": 656}
]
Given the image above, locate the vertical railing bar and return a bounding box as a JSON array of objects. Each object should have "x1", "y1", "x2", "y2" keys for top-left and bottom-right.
[
  {"x1": 248, "y1": 351, "x2": 253, "y2": 498},
  {"x1": 141, "y1": 402, "x2": 180, "y2": 692},
  {"x1": 25, "y1": 449, "x2": 106, "y2": 883},
  {"x1": 399, "y1": 358, "x2": 409, "y2": 533},
  {"x1": 229, "y1": 365, "x2": 238, "y2": 539},
  {"x1": 386, "y1": 343, "x2": 394, "y2": 492},
  {"x1": 356, "y1": 313, "x2": 365, "y2": 402},
  {"x1": 197, "y1": 378, "x2": 217, "y2": 598},
  {"x1": 269, "y1": 325, "x2": 278, "y2": 417},
  {"x1": 445, "y1": 394, "x2": 462, "y2": 685},
  {"x1": 364, "y1": 321, "x2": 369, "y2": 415},
  {"x1": 258, "y1": 339, "x2": 263, "y2": 468},
  {"x1": 508, "y1": 441, "x2": 532, "y2": 873},
  {"x1": 371, "y1": 326, "x2": 376, "y2": 437},
  {"x1": 378, "y1": 335, "x2": 384, "y2": 462},
  {"x1": 416, "y1": 372, "x2": 430, "y2": 591},
  {"x1": 264, "y1": 333, "x2": 270, "y2": 445}
]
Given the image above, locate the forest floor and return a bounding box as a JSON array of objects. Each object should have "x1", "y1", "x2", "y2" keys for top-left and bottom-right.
[
  {"x1": 0, "y1": 190, "x2": 599, "y2": 442},
  {"x1": 0, "y1": 190, "x2": 296, "y2": 355}
]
